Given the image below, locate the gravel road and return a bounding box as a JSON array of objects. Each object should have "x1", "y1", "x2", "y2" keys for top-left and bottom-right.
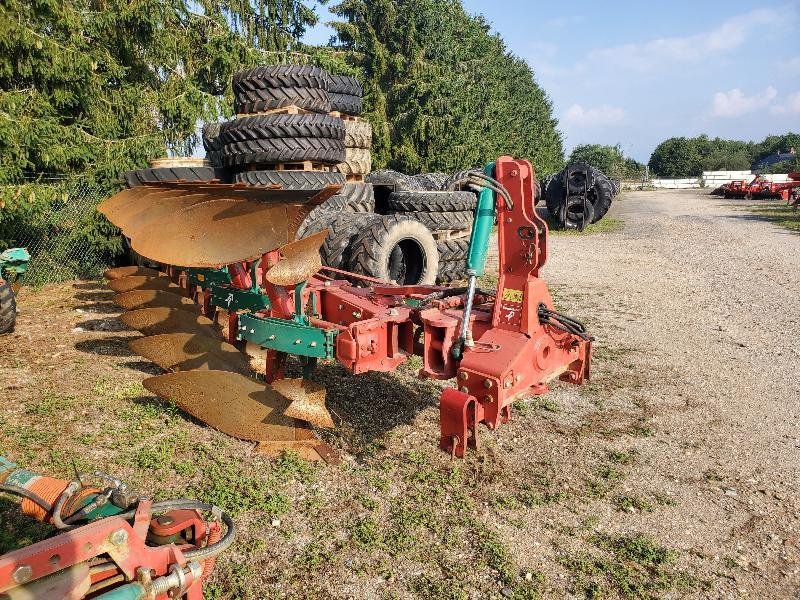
[{"x1": 539, "y1": 190, "x2": 800, "y2": 597}]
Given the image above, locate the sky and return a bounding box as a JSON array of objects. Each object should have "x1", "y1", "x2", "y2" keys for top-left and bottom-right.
[{"x1": 303, "y1": 1, "x2": 800, "y2": 162}]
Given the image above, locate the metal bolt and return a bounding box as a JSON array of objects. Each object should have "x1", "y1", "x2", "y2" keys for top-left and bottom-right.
[
  {"x1": 483, "y1": 395, "x2": 493, "y2": 403},
  {"x1": 515, "y1": 374, "x2": 522, "y2": 383},
  {"x1": 109, "y1": 529, "x2": 128, "y2": 546},
  {"x1": 352, "y1": 311, "x2": 362, "y2": 318},
  {"x1": 309, "y1": 341, "x2": 317, "y2": 347},
  {"x1": 324, "y1": 281, "x2": 331, "y2": 287},
  {"x1": 268, "y1": 335, "x2": 276, "y2": 341},
  {"x1": 388, "y1": 308, "x2": 399, "y2": 317},
  {"x1": 157, "y1": 515, "x2": 174, "y2": 526},
  {"x1": 338, "y1": 304, "x2": 344, "y2": 310},
  {"x1": 483, "y1": 378, "x2": 493, "y2": 389},
  {"x1": 249, "y1": 328, "x2": 255, "y2": 334},
  {"x1": 294, "y1": 339, "x2": 302, "y2": 345},
  {"x1": 12, "y1": 565, "x2": 32, "y2": 584},
  {"x1": 506, "y1": 217, "x2": 512, "y2": 223},
  {"x1": 459, "y1": 386, "x2": 469, "y2": 393},
  {"x1": 458, "y1": 371, "x2": 468, "y2": 381}
]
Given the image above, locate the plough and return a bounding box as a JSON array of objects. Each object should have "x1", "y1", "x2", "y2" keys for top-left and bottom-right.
[
  {"x1": 0, "y1": 456, "x2": 234, "y2": 598},
  {"x1": 99, "y1": 157, "x2": 592, "y2": 459},
  {"x1": 720, "y1": 171, "x2": 800, "y2": 201}
]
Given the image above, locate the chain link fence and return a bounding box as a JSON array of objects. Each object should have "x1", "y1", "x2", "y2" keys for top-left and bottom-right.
[{"x1": 1, "y1": 180, "x2": 114, "y2": 286}]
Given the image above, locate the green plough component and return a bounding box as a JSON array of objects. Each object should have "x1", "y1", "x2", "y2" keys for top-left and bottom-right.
[
  {"x1": 238, "y1": 313, "x2": 336, "y2": 360},
  {"x1": 0, "y1": 248, "x2": 30, "y2": 279},
  {"x1": 187, "y1": 267, "x2": 231, "y2": 287}
]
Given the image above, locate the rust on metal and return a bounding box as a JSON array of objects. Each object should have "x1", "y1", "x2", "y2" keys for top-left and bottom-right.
[
  {"x1": 104, "y1": 266, "x2": 161, "y2": 280},
  {"x1": 142, "y1": 370, "x2": 314, "y2": 442},
  {"x1": 119, "y1": 308, "x2": 219, "y2": 337},
  {"x1": 112, "y1": 290, "x2": 200, "y2": 313},
  {"x1": 265, "y1": 229, "x2": 327, "y2": 286},
  {"x1": 98, "y1": 183, "x2": 341, "y2": 268},
  {"x1": 273, "y1": 378, "x2": 334, "y2": 429},
  {"x1": 107, "y1": 275, "x2": 188, "y2": 296},
  {"x1": 129, "y1": 333, "x2": 251, "y2": 374}
]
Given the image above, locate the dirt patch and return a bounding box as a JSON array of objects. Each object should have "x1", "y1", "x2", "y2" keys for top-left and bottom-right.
[{"x1": 1, "y1": 190, "x2": 798, "y2": 598}]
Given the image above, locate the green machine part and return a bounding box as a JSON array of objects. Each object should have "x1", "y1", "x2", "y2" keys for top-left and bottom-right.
[
  {"x1": 237, "y1": 313, "x2": 336, "y2": 360},
  {"x1": 465, "y1": 163, "x2": 497, "y2": 277},
  {"x1": 0, "y1": 248, "x2": 30, "y2": 278},
  {"x1": 187, "y1": 267, "x2": 231, "y2": 287}
]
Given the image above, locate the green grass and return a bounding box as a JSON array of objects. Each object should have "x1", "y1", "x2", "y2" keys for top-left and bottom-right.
[
  {"x1": 746, "y1": 203, "x2": 800, "y2": 233},
  {"x1": 547, "y1": 216, "x2": 624, "y2": 235}
]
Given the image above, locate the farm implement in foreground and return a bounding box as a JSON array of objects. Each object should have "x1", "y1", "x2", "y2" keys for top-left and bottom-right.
[
  {"x1": 99, "y1": 156, "x2": 592, "y2": 459},
  {"x1": 0, "y1": 456, "x2": 234, "y2": 599}
]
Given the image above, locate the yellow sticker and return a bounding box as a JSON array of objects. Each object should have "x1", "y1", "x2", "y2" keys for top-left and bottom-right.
[
  {"x1": 502, "y1": 288, "x2": 524, "y2": 303},
  {"x1": 197, "y1": 274, "x2": 205, "y2": 282}
]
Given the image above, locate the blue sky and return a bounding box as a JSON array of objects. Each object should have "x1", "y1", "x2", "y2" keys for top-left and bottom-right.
[{"x1": 304, "y1": 1, "x2": 800, "y2": 162}]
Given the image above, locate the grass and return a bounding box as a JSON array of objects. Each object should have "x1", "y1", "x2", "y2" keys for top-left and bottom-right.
[
  {"x1": 546, "y1": 214, "x2": 624, "y2": 235},
  {"x1": 746, "y1": 202, "x2": 800, "y2": 233}
]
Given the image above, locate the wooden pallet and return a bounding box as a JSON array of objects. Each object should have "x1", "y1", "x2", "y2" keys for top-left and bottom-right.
[
  {"x1": 346, "y1": 173, "x2": 365, "y2": 183},
  {"x1": 432, "y1": 228, "x2": 471, "y2": 242},
  {"x1": 329, "y1": 111, "x2": 361, "y2": 122},
  {"x1": 241, "y1": 161, "x2": 333, "y2": 172},
  {"x1": 236, "y1": 105, "x2": 319, "y2": 118}
]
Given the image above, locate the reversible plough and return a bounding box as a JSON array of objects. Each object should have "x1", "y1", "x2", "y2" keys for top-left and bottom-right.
[
  {"x1": 99, "y1": 157, "x2": 592, "y2": 459},
  {"x1": 718, "y1": 171, "x2": 800, "y2": 201},
  {"x1": 0, "y1": 456, "x2": 234, "y2": 598}
]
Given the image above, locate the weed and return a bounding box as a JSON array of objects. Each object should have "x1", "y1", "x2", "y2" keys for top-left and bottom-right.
[
  {"x1": 615, "y1": 495, "x2": 655, "y2": 513},
  {"x1": 746, "y1": 203, "x2": 800, "y2": 233},
  {"x1": 704, "y1": 469, "x2": 724, "y2": 482},
  {"x1": 608, "y1": 449, "x2": 638, "y2": 465},
  {"x1": 25, "y1": 392, "x2": 72, "y2": 416},
  {"x1": 351, "y1": 516, "x2": 381, "y2": 550}
]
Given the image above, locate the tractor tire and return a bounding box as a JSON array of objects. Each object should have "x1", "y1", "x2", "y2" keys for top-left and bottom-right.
[
  {"x1": 349, "y1": 215, "x2": 439, "y2": 285},
  {"x1": 221, "y1": 137, "x2": 345, "y2": 167},
  {"x1": 336, "y1": 148, "x2": 371, "y2": 175},
  {"x1": 387, "y1": 190, "x2": 477, "y2": 213},
  {"x1": 437, "y1": 238, "x2": 470, "y2": 263},
  {"x1": 344, "y1": 120, "x2": 372, "y2": 149},
  {"x1": 564, "y1": 162, "x2": 595, "y2": 194},
  {"x1": 205, "y1": 150, "x2": 224, "y2": 168},
  {"x1": 588, "y1": 172, "x2": 614, "y2": 223},
  {"x1": 232, "y1": 65, "x2": 330, "y2": 93},
  {"x1": 296, "y1": 184, "x2": 376, "y2": 238},
  {"x1": 366, "y1": 169, "x2": 424, "y2": 191},
  {"x1": 563, "y1": 196, "x2": 596, "y2": 231},
  {"x1": 609, "y1": 178, "x2": 621, "y2": 196},
  {"x1": 202, "y1": 122, "x2": 223, "y2": 152},
  {"x1": 299, "y1": 212, "x2": 381, "y2": 269},
  {"x1": 233, "y1": 170, "x2": 346, "y2": 189},
  {"x1": 328, "y1": 74, "x2": 363, "y2": 97},
  {"x1": 0, "y1": 280, "x2": 17, "y2": 335},
  {"x1": 414, "y1": 173, "x2": 450, "y2": 191},
  {"x1": 436, "y1": 261, "x2": 468, "y2": 285},
  {"x1": 219, "y1": 114, "x2": 345, "y2": 145},
  {"x1": 234, "y1": 87, "x2": 331, "y2": 115},
  {"x1": 330, "y1": 93, "x2": 362, "y2": 116},
  {"x1": 123, "y1": 167, "x2": 227, "y2": 188},
  {"x1": 390, "y1": 210, "x2": 473, "y2": 231}
]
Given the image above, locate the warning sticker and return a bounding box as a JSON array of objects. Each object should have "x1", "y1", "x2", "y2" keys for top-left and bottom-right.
[
  {"x1": 197, "y1": 274, "x2": 206, "y2": 282},
  {"x1": 502, "y1": 288, "x2": 524, "y2": 303}
]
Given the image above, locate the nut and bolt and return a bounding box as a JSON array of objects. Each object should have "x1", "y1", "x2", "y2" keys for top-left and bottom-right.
[
  {"x1": 309, "y1": 341, "x2": 317, "y2": 347},
  {"x1": 267, "y1": 335, "x2": 276, "y2": 341},
  {"x1": 459, "y1": 386, "x2": 469, "y2": 394},
  {"x1": 483, "y1": 395, "x2": 493, "y2": 403},
  {"x1": 110, "y1": 529, "x2": 128, "y2": 546},
  {"x1": 294, "y1": 339, "x2": 302, "y2": 345},
  {"x1": 483, "y1": 379, "x2": 493, "y2": 389},
  {"x1": 12, "y1": 565, "x2": 32, "y2": 584},
  {"x1": 458, "y1": 371, "x2": 469, "y2": 381}
]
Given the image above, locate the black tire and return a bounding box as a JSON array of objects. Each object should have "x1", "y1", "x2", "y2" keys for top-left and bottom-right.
[
  {"x1": 609, "y1": 179, "x2": 621, "y2": 196},
  {"x1": 296, "y1": 184, "x2": 376, "y2": 238},
  {"x1": 299, "y1": 212, "x2": 381, "y2": 269},
  {"x1": 564, "y1": 162, "x2": 595, "y2": 194},
  {"x1": 534, "y1": 178, "x2": 542, "y2": 203},
  {"x1": 0, "y1": 280, "x2": 17, "y2": 335},
  {"x1": 328, "y1": 74, "x2": 363, "y2": 97},
  {"x1": 233, "y1": 170, "x2": 346, "y2": 189},
  {"x1": 414, "y1": 173, "x2": 450, "y2": 191},
  {"x1": 219, "y1": 114, "x2": 345, "y2": 145},
  {"x1": 437, "y1": 238, "x2": 470, "y2": 262},
  {"x1": 562, "y1": 196, "x2": 595, "y2": 231},
  {"x1": 436, "y1": 261, "x2": 468, "y2": 285},
  {"x1": 387, "y1": 190, "x2": 477, "y2": 213},
  {"x1": 202, "y1": 122, "x2": 223, "y2": 152},
  {"x1": 234, "y1": 87, "x2": 331, "y2": 115},
  {"x1": 330, "y1": 93, "x2": 362, "y2": 116},
  {"x1": 390, "y1": 210, "x2": 473, "y2": 231},
  {"x1": 366, "y1": 169, "x2": 425, "y2": 191},
  {"x1": 205, "y1": 150, "x2": 224, "y2": 168},
  {"x1": 221, "y1": 137, "x2": 345, "y2": 167},
  {"x1": 123, "y1": 167, "x2": 227, "y2": 188},
  {"x1": 344, "y1": 120, "x2": 372, "y2": 149},
  {"x1": 232, "y1": 65, "x2": 330, "y2": 93},
  {"x1": 588, "y1": 172, "x2": 614, "y2": 223},
  {"x1": 336, "y1": 148, "x2": 371, "y2": 175},
  {"x1": 349, "y1": 215, "x2": 439, "y2": 285}
]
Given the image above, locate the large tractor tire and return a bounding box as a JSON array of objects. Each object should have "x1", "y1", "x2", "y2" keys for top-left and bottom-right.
[
  {"x1": 219, "y1": 114, "x2": 345, "y2": 145},
  {"x1": 436, "y1": 238, "x2": 470, "y2": 263},
  {"x1": 0, "y1": 280, "x2": 17, "y2": 335},
  {"x1": 221, "y1": 137, "x2": 345, "y2": 167},
  {"x1": 298, "y1": 212, "x2": 381, "y2": 269},
  {"x1": 390, "y1": 210, "x2": 473, "y2": 231},
  {"x1": 343, "y1": 120, "x2": 372, "y2": 149},
  {"x1": 296, "y1": 183, "x2": 377, "y2": 237},
  {"x1": 414, "y1": 173, "x2": 450, "y2": 191},
  {"x1": 234, "y1": 87, "x2": 331, "y2": 115},
  {"x1": 387, "y1": 190, "x2": 477, "y2": 212},
  {"x1": 366, "y1": 169, "x2": 425, "y2": 191},
  {"x1": 232, "y1": 170, "x2": 346, "y2": 189},
  {"x1": 336, "y1": 148, "x2": 372, "y2": 175},
  {"x1": 588, "y1": 171, "x2": 615, "y2": 223},
  {"x1": 232, "y1": 65, "x2": 330, "y2": 93},
  {"x1": 349, "y1": 215, "x2": 439, "y2": 285},
  {"x1": 330, "y1": 93, "x2": 362, "y2": 116},
  {"x1": 436, "y1": 261, "x2": 469, "y2": 285},
  {"x1": 328, "y1": 74, "x2": 363, "y2": 97}
]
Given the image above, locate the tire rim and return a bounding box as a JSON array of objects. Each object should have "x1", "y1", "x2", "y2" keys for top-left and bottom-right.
[{"x1": 386, "y1": 237, "x2": 426, "y2": 284}]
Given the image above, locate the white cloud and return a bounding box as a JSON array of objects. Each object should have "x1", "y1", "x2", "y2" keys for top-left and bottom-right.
[
  {"x1": 562, "y1": 104, "x2": 626, "y2": 126},
  {"x1": 770, "y1": 92, "x2": 800, "y2": 115},
  {"x1": 588, "y1": 8, "x2": 787, "y2": 72},
  {"x1": 711, "y1": 87, "x2": 778, "y2": 117}
]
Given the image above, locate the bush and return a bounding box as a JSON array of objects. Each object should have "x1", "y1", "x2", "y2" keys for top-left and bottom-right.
[{"x1": 567, "y1": 144, "x2": 644, "y2": 179}]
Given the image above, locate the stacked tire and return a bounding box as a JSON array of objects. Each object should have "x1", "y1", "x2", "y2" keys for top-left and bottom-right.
[{"x1": 544, "y1": 163, "x2": 618, "y2": 230}]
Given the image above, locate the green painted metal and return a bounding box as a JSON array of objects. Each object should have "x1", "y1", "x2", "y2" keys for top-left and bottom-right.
[
  {"x1": 466, "y1": 163, "x2": 497, "y2": 277},
  {"x1": 238, "y1": 313, "x2": 336, "y2": 359},
  {"x1": 0, "y1": 248, "x2": 30, "y2": 277},
  {"x1": 210, "y1": 286, "x2": 270, "y2": 312},
  {"x1": 187, "y1": 267, "x2": 230, "y2": 287},
  {"x1": 95, "y1": 582, "x2": 146, "y2": 600}
]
